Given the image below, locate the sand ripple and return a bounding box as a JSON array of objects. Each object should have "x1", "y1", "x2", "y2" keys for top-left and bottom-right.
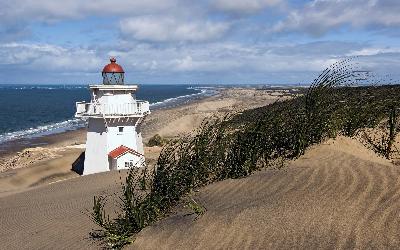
[
  {"x1": 1, "y1": 136, "x2": 400, "y2": 249},
  {"x1": 132, "y1": 136, "x2": 400, "y2": 249},
  {"x1": 0, "y1": 171, "x2": 125, "y2": 249}
]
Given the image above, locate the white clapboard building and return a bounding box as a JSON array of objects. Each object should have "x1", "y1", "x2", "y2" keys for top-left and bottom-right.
[{"x1": 75, "y1": 58, "x2": 150, "y2": 175}]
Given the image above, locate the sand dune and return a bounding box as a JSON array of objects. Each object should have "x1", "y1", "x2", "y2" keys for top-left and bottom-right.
[
  {"x1": 131, "y1": 136, "x2": 400, "y2": 249},
  {"x1": 1, "y1": 136, "x2": 399, "y2": 249}
]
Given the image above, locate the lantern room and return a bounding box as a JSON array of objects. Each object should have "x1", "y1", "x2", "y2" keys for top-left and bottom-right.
[{"x1": 102, "y1": 57, "x2": 125, "y2": 85}]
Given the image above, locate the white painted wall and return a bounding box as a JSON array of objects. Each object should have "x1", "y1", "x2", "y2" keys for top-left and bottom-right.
[
  {"x1": 84, "y1": 117, "x2": 145, "y2": 175},
  {"x1": 99, "y1": 93, "x2": 134, "y2": 105},
  {"x1": 116, "y1": 153, "x2": 142, "y2": 170},
  {"x1": 105, "y1": 118, "x2": 139, "y2": 151},
  {"x1": 82, "y1": 86, "x2": 147, "y2": 175},
  {"x1": 92, "y1": 89, "x2": 136, "y2": 105},
  {"x1": 136, "y1": 129, "x2": 144, "y2": 155},
  {"x1": 83, "y1": 118, "x2": 108, "y2": 175}
]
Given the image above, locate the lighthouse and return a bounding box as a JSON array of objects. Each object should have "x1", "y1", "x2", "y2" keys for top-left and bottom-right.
[{"x1": 75, "y1": 58, "x2": 150, "y2": 175}]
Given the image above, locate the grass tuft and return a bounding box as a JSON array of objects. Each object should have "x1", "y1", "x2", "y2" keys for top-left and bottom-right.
[{"x1": 184, "y1": 196, "x2": 206, "y2": 220}]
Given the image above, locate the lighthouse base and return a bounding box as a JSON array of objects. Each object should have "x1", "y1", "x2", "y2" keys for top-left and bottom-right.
[{"x1": 81, "y1": 117, "x2": 145, "y2": 175}]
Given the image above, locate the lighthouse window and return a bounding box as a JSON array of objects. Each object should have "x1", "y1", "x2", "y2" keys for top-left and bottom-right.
[{"x1": 119, "y1": 127, "x2": 124, "y2": 133}]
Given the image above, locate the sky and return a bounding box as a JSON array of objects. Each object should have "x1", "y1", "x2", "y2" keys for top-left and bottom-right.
[{"x1": 0, "y1": 0, "x2": 399, "y2": 85}]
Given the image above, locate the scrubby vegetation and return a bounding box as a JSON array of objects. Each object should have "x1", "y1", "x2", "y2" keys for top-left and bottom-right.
[
  {"x1": 90, "y1": 59, "x2": 400, "y2": 249},
  {"x1": 184, "y1": 196, "x2": 206, "y2": 220},
  {"x1": 147, "y1": 134, "x2": 168, "y2": 147}
]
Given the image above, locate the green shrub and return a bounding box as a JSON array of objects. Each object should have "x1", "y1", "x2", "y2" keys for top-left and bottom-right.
[
  {"x1": 184, "y1": 196, "x2": 206, "y2": 220},
  {"x1": 147, "y1": 134, "x2": 167, "y2": 147}
]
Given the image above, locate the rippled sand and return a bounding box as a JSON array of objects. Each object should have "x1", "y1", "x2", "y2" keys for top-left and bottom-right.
[
  {"x1": 131, "y1": 136, "x2": 400, "y2": 249},
  {"x1": 1, "y1": 136, "x2": 399, "y2": 249}
]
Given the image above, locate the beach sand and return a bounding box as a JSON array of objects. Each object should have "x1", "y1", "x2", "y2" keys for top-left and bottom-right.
[{"x1": 4, "y1": 87, "x2": 400, "y2": 249}]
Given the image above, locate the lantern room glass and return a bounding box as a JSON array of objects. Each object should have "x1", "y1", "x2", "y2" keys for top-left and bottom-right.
[{"x1": 102, "y1": 72, "x2": 124, "y2": 85}]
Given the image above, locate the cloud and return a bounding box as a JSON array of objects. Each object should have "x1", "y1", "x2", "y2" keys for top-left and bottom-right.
[
  {"x1": 347, "y1": 47, "x2": 400, "y2": 56},
  {"x1": 1, "y1": 40, "x2": 400, "y2": 84},
  {"x1": 1, "y1": 0, "x2": 400, "y2": 84},
  {"x1": 273, "y1": 0, "x2": 400, "y2": 35},
  {"x1": 0, "y1": 43, "x2": 102, "y2": 72},
  {"x1": 0, "y1": 0, "x2": 188, "y2": 44},
  {"x1": 89, "y1": 41, "x2": 365, "y2": 74},
  {"x1": 1, "y1": 0, "x2": 181, "y2": 22},
  {"x1": 0, "y1": 0, "x2": 187, "y2": 42},
  {"x1": 120, "y1": 16, "x2": 230, "y2": 42},
  {"x1": 211, "y1": 0, "x2": 282, "y2": 14},
  {"x1": 0, "y1": 0, "x2": 231, "y2": 44}
]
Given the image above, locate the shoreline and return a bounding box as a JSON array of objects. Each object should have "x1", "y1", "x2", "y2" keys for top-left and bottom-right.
[
  {"x1": 0, "y1": 87, "x2": 291, "y2": 197},
  {"x1": 0, "y1": 85, "x2": 215, "y2": 146},
  {"x1": 0, "y1": 87, "x2": 216, "y2": 157}
]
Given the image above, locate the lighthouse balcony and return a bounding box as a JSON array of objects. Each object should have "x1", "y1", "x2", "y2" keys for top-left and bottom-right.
[{"x1": 75, "y1": 101, "x2": 150, "y2": 118}]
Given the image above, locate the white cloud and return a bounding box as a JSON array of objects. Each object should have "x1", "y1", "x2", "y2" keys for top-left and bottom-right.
[
  {"x1": 0, "y1": 0, "x2": 186, "y2": 42},
  {"x1": 273, "y1": 0, "x2": 400, "y2": 35},
  {"x1": 212, "y1": 0, "x2": 282, "y2": 14},
  {"x1": 120, "y1": 16, "x2": 230, "y2": 42},
  {"x1": 347, "y1": 47, "x2": 400, "y2": 56},
  {"x1": 1, "y1": 40, "x2": 400, "y2": 84},
  {"x1": 0, "y1": 43, "x2": 102, "y2": 72},
  {"x1": 105, "y1": 41, "x2": 359, "y2": 74},
  {"x1": 1, "y1": 0, "x2": 400, "y2": 84},
  {"x1": 0, "y1": 41, "x2": 374, "y2": 75},
  {"x1": 2, "y1": 0, "x2": 181, "y2": 21}
]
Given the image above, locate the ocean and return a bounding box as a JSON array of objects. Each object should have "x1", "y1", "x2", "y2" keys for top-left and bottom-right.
[{"x1": 0, "y1": 84, "x2": 215, "y2": 144}]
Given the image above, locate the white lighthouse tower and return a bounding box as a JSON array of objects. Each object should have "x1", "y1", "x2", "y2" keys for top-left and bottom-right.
[{"x1": 75, "y1": 58, "x2": 150, "y2": 175}]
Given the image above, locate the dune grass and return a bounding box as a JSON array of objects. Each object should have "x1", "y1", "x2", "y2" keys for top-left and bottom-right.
[{"x1": 90, "y1": 60, "x2": 400, "y2": 249}]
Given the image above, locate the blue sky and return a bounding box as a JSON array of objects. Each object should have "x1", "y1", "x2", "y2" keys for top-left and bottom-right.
[{"x1": 0, "y1": 0, "x2": 399, "y2": 84}]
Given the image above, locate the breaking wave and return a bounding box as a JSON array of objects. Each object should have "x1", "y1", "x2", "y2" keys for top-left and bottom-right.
[{"x1": 0, "y1": 119, "x2": 86, "y2": 144}]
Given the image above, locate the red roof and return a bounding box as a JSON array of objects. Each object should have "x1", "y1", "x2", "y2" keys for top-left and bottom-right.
[
  {"x1": 108, "y1": 145, "x2": 143, "y2": 159},
  {"x1": 102, "y1": 57, "x2": 125, "y2": 73}
]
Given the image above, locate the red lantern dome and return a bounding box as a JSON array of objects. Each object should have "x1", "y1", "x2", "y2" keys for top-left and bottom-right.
[
  {"x1": 102, "y1": 57, "x2": 125, "y2": 85},
  {"x1": 102, "y1": 57, "x2": 124, "y2": 73}
]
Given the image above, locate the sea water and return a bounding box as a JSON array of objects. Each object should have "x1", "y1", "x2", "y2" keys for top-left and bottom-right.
[{"x1": 0, "y1": 84, "x2": 215, "y2": 144}]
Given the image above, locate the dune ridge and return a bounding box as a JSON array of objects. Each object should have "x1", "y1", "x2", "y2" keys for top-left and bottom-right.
[{"x1": 131, "y1": 136, "x2": 400, "y2": 249}]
